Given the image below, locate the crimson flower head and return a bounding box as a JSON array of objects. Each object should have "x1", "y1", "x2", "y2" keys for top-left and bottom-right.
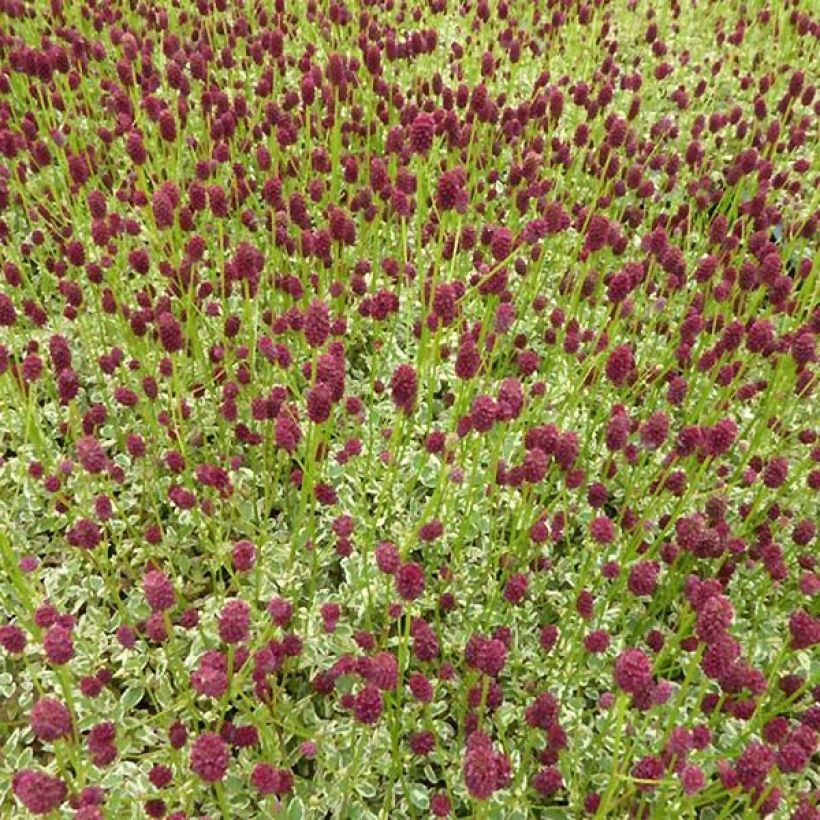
[
  {"x1": 29, "y1": 697, "x2": 72, "y2": 742},
  {"x1": 12, "y1": 769, "x2": 67, "y2": 815},
  {"x1": 409, "y1": 113, "x2": 435, "y2": 154},
  {"x1": 304, "y1": 299, "x2": 330, "y2": 349},
  {"x1": 190, "y1": 732, "x2": 230, "y2": 783},
  {"x1": 390, "y1": 364, "x2": 418, "y2": 414},
  {"x1": 395, "y1": 562, "x2": 425, "y2": 600},
  {"x1": 218, "y1": 599, "x2": 251, "y2": 644},
  {"x1": 142, "y1": 569, "x2": 175, "y2": 613},
  {"x1": 614, "y1": 648, "x2": 653, "y2": 694}
]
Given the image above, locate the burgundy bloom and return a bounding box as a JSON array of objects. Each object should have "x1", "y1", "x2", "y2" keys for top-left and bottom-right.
[
  {"x1": 390, "y1": 364, "x2": 418, "y2": 414},
  {"x1": 375, "y1": 541, "x2": 400, "y2": 574},
  {"x1": 43, "y1": 625, "x2": 74, "y2": 665},
  {"x1": 409, "y1": 113, "x2": 435, "y2": 154},
  {"x1": 395, "y1": 562, "x2": 425, "y2": 600},
  {"x1": 614, "y1": 649, "x2": 653, "y2": 694},
  {"x1": 463, "y1": 732, "x2": 509, "y2": 800},
  {"x1": 190, "y1": 732, "x2": 230, "y2": 782},
  {"x1": 304, "y1": 300, "x2": 331, "y2": 348},
  {"x1": 218, "y1": 599, "x2": 251, "y2": 644},
  {"x1": 76, "y1": 436, "x2": 107, "y2": 473},
  {"x1": 12, "y1": 769, "x2": 67, "y2": 815},
  {"x1": 29, "y1": 697, "x2": 72, "y2": 742},
  {"x1": 251, "y1": 763, "x2": 294, "y2": 795},
  {"x1": 142, "y1": 569, "x2": 175, "y2": 612},
  {"x1": 605, "y1": 344, "x2": 635, "y2": 385},
  {"x1": 352, "y1": 685, "x2": 383, "y2": 724},
  {"x1": 632, "y1": 755, "x2": 665, "y2": 791},
  {"x1": 307, "y1": 383, "x2": 333, "y2": 423},
  {"x1": 590, "y1": 516, "x2": 616, "y2": 544}
]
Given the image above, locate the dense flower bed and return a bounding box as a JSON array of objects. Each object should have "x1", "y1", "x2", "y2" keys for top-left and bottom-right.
[{"x1": 0, "y1": 0, "x2": 818, "y2": 817}]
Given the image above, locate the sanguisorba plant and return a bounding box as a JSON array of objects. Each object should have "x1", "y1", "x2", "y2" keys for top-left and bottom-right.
[{"x1": 0, "y1": 0, "x2": 818, "y2": 816}]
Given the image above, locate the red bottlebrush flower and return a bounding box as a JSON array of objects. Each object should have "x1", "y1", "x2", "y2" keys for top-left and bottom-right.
[
  {"x1": 157, "y1": 312, "x2": 183, "y2": 353},
  {"x1": 232, "y1": 540, "x2": 256, "y2": 572},
  {"x1": 793, "y1": 519, "x2": 816, "y2": 546},
  {"x1": 606, "y1": 411, "x2": 630, "y2": 451},
  {"x1": 375, "y1": 542, "x2": 400, "y2": 574},
  {"x1": 632, "y1": 755, "x2": 664, "y2": 791},
  {"x1": 419, "y1": 520, "x2": 443, "y2": 542},
  {"x1": 490, "y1": 227, "x2": 513, "y2": 261},
  {"x1": 148, "y1": 764, "x2": 173, "y2": 790},
  {"x1": 87, "y1": 721, "x2": 116, "y2": 764},
  {"x1": 627, "y1": 561, "x2": 659, "y2": 597},
  {"x1": 353, "y1": 685, "x2": 383, "y2": 724},
  {"x1": 762, "y1": 457, "x2": 789, "y2": 488},
  {"x1": 432, "y1": 283, "x2": 458, "y2": 326},
  {"x1": 304, "y1": 299, "x2": 330, "y2": 348},
  {"x1": 152, "y1": 189, "x2": 175, "y2": 229},
  {"x1": 326, "y1": 52, "x2": 346, "y2": 85},
  {"x1": 792, "y1": 332, "x2": 816, "y2": 367},
  {"x1": 144, "y1": 613, "x2": 168, "y2": 643},
  {"x1": 640, "y1": 412, "x2": 669, "y2": 449},
  {"x1": 695, "y1": 595, "x2": 734, "y2": 643},
  {"x1": 526, "y1": 692, "x2": 559, "y2": 729},
  {"x1": 76, "y1": 436, "x2": 107, "y2": 473},
  {"x1": 576, "y1": 589, "x2": 594, "y2": 619},
  {"x1": 590, "y1": 516, "x2": 615, "y2": 544},
  {"x1": 190, "y1": 732, "x2": 230, "y2": 783},
  {"x1": 367, "y1": 651, "x2": 399, "y2": 691},
  {"x1": 307, "y1": 383, "x2": 332, "y2": 423},
  {"x1": 0, "y1": 624, "x2": 26, "y2": 654},
  {"x1": 29, "y1": 697, "x2": 72, "y2": 742},
  {"x1": 789, "y1": 609, "x2": 820, "y2": 650},
  {"x1": 476, "y1": 637, "x2": 508, "y2": 676},
  {"x1": 540, "y1": 624, "x2": 559, "y2": 652},
  {"x1": 470, "y1": 394, "x2": 498, "y2": 433},
  {"x1": 504, "y1": 572, "x2": 528, "y2": 604},
  {"x1": 0, "y1": 292, "x2": 17, "y2": 326},
  {"x1": 701, "y1": 634, "x2": 741, "y2": 679},
  {"x1": 409, "y1": 113, "x2": 435, "y2": 154},
  {"x1": 314, "y1": 482, "x2": 338, "y2": 505},
  {"x1": 275, "y1": 412, "x2": 302, "y2": 453},
  {"x1": 142, "y1": 570, "x2": 175, "y2": 612},
  {"x1": 395, "y1": 562, "x2": 425, "y2": 600},
  {"x1": 584, "y1": 630, "x2": 611, "y2": 653},
  {"x1": 463, "y1": 732, "x2": 509, "y2": 800},
  {"x1": 605, "y1": 344, "x2": 635, "y2": 385},
  {"x1": 168, "y1": 722, "x2": 187, "y2": 749},
  {"x1": 66, "y1": 518, "x2": 102, "y2": 550},
  {"x1": 52, "y1": 371, "x2": 80, "y2": 408},
  {"x1": 614, "y1": 648, "x2": 653, "y2": 694},
  {"x1": 408, "y1": 672, "x2": 434, "y2": 703},
  {"x1": 218, "y1": 599, "x2": 250, "y2": 644},
  {"x1": 390, "y1": 364, "x2": 418, "y2": 414},
  {"x1": 412, "y1": 618, "x2": 440, "y2": 661},
  {"x1": 12, "y1": 769, "x2": 67, "y2": 815},
  {"x1": 128, "y1": 248, "x2": 150, "y2": 275},
  {"x1": 455, "y1": 337, "x2": 481, "y2": 380},
  {"x1": 158, "y1": 110, "x2": 176, "y2": 142},
  {"x1": 776, "y1": 742, "x2": 811, "y2": 774},
  {"x1": 409, "y1": 730, "x2": 436, "y2": 756},
  {"x1": 702, "y1": 418, "x2": 737, "y2": 457},
  {"x1": 533, "y1": 765, "x2": 564, "y2": 796},
  {"x1": 430, "y1": 792, "x2": 451, "y2": 816},
  {"x1": 116, "y1": 625, "x2": 137, "y2": 649},
  {"x1": 735, "y1": 742, "x2": 774, "y2": 791},
  {"x1": 436, "y1": 169, "x2": 468, "y2": 213},
  {"x1": 320, "y1": 603, "x2": 340, "y2": 633},
  {"x1": 251, "y1": 763, "x2": 294, "y2": 795}
]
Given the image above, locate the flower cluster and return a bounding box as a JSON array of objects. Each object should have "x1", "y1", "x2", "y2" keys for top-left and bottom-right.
[{"x1": 0, "y1": 0, "x2": 817, "y2": 817}]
